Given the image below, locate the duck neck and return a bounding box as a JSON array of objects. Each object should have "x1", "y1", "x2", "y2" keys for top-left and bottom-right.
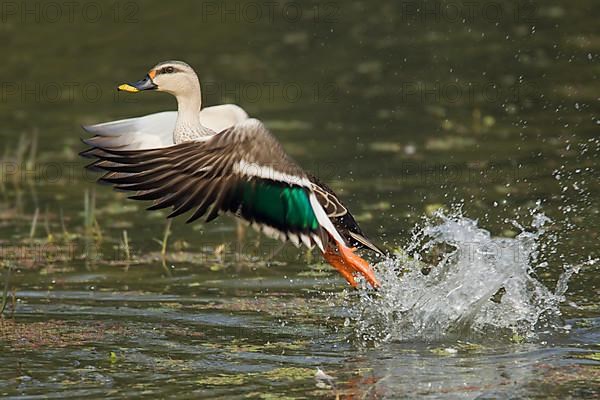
[{"x1": 173, "y1": 82, "x2": 213, "y2": 144}]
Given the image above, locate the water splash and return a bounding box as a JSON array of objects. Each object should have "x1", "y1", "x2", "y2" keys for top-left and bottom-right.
[{"x1": 348, "y1": 208, "x2": 592, "y2": 343}]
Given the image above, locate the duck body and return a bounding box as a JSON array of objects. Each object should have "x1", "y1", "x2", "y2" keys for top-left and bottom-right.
[{"x1": 82, "y1": 60, "x2": 383, "y2": 288}]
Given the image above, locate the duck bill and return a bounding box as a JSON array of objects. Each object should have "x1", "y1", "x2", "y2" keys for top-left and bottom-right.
[{"x1": 118, "y1": 74, "x2": 157, "y2": 93}]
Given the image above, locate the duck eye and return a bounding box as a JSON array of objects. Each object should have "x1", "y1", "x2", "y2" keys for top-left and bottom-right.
[{"x1": 163, "y1": 66, "x2": 175, "y2": 74}]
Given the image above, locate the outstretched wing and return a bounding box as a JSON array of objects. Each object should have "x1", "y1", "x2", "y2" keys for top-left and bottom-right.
[
  {"x1": 83, "y1": 119, "x2": 344, "y2": 250},
  {"x1": 309, "y1": 175, "x2": 385, "y2": 255}
]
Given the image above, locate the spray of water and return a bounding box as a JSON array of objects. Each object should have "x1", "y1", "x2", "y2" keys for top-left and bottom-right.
[{"x1": 348, "y1": 207, "x2": 593, "y2": 343}]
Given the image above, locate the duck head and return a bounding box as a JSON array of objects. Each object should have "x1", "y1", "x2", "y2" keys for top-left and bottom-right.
[{"x1": 118, "y1": 60, "x2": 200, "y2": 97}]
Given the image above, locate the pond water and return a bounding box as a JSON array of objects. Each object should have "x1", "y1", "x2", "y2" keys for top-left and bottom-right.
[{"x1": 1, "y1": 0, "x2": 598, "y2": 398}]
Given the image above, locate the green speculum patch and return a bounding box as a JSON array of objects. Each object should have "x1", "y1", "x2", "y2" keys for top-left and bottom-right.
[{"x1": 240, "y1": 180, "x2": 319, "y2": 232}]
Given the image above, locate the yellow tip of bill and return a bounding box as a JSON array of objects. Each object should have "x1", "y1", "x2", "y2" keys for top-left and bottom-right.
[{"x1": 118, "y1": 83, "x2": 139, "y2": 93}]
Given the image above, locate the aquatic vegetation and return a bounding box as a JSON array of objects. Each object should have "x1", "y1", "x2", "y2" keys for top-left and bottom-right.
[
  {"x1": 572, "y1": 352, "x2": 600, "y2": 362},
  {"x1": 159, "y1": 220, "x2": 172, "y2": 259},
  {"x1": 195, "y1": 367, "x2": 314, "y2": 388},
  {"x1": 0, "y1": 320, "x2": 131, "y2": 350},
  {"x1": 0, "y1": 264, "x2": 12, "y2": 315}
]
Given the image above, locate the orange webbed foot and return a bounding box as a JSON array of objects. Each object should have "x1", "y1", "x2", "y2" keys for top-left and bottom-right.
[
  {"x1": 323, "y1": 250, "x2": 358, "y2": 287},
  {"x1": 323, "y1": 243, "x2": 380, "y2": 289}
]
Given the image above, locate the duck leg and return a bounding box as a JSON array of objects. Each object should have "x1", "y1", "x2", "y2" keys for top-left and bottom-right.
[{"x1": 323, "y1": 242, "x2": 380, "y2": 288}]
